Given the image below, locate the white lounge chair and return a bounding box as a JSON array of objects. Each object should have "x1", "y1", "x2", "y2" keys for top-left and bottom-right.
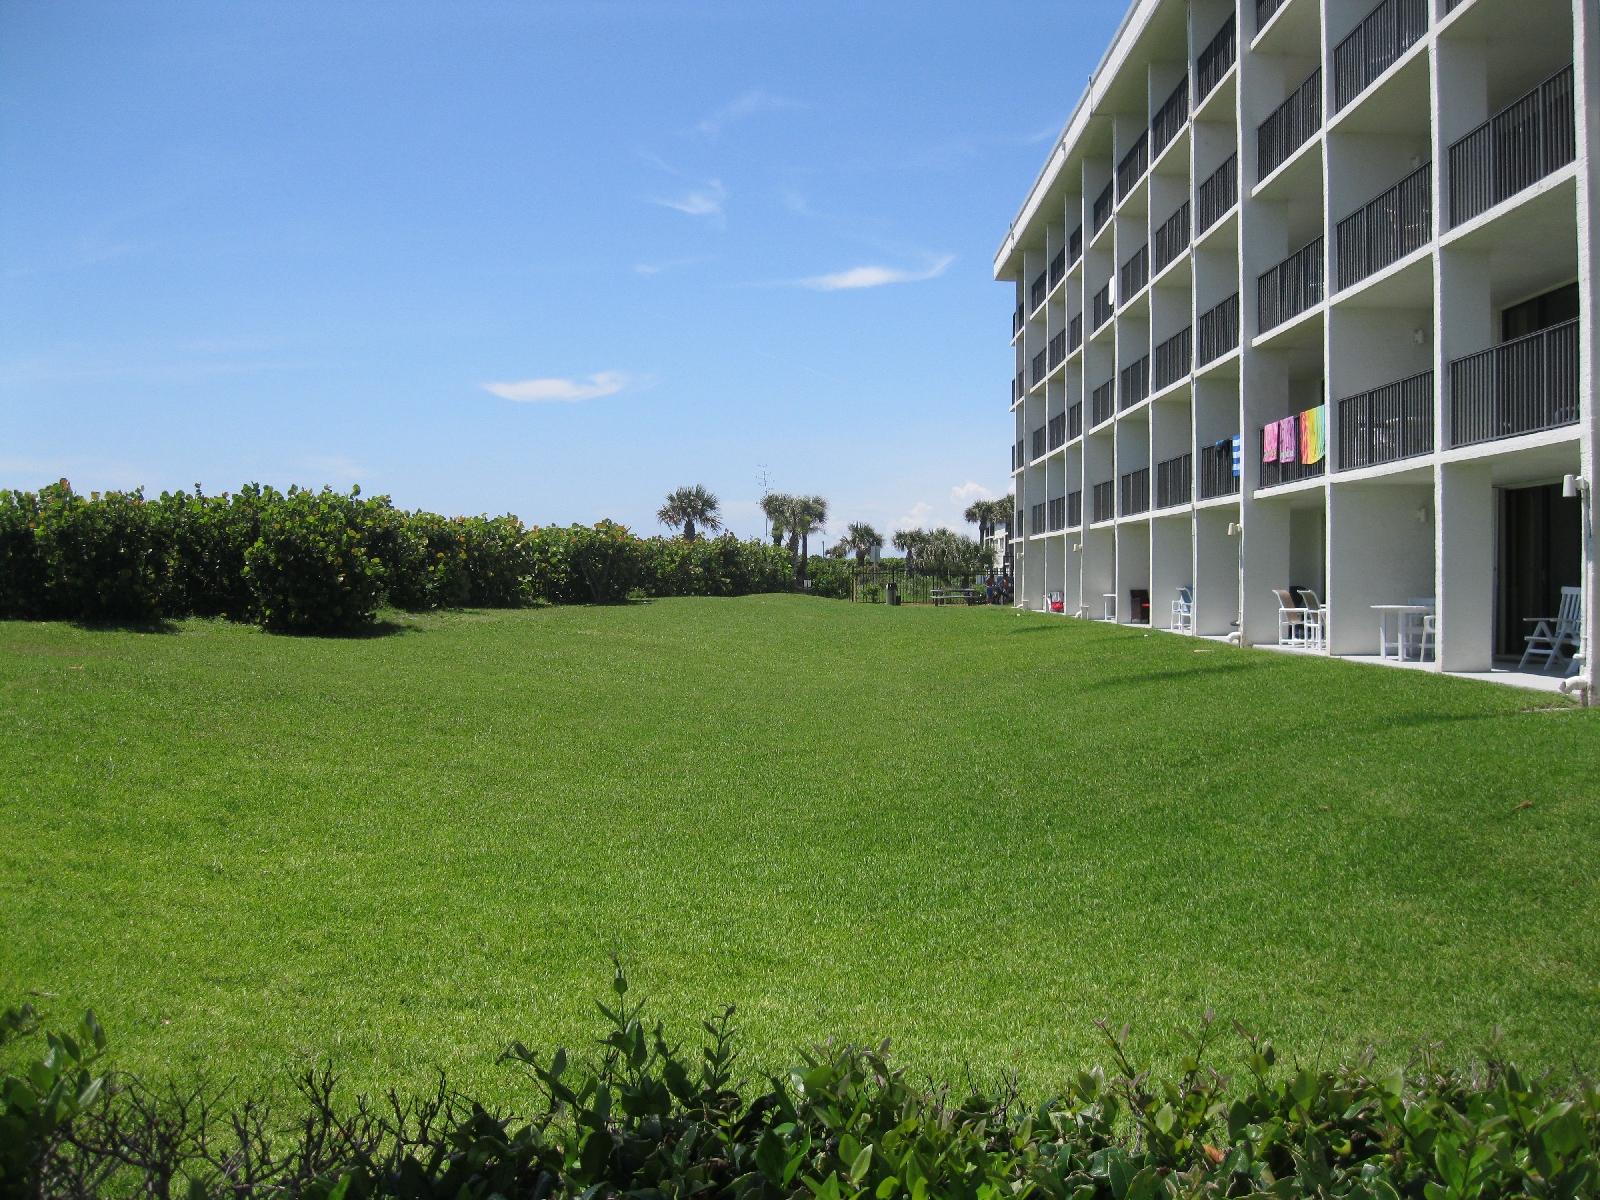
[
  {"x1": 1520, "y1": 586, "x2": 1582, "y2": 673},
  {"x1": 1294, "y1": 587, "x2": 1327, "y2": 649},
  {"x1": 1172, "y1": 586, "x2": 1193, "y2": 634},
  {"x1": 1273, "y1": 588, "x2": 1313, "y2": 647}
]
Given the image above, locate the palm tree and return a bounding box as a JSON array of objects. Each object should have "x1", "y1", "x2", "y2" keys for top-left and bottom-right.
[
  {"x1": 994, "y1": 494, "x2": 1015, "y2": 541},
  {"x1": 841, "y1": 521, "x2": 884, "y2": 565},
  {"x1": 963, "y1": 498, "x2": 999, "y2": 543},
  {"x1": 657, "y1": 485, "x2": 723, "y2": 542},
  {"x1": 892, "y1": 528, "x2": 929, "y2": 565},
  {"x1": 791, "y1": 495, "x2": 828, "y2": 580},
  {"x1": 760, "y1": 492, "x2": 795, "y2": 546}
]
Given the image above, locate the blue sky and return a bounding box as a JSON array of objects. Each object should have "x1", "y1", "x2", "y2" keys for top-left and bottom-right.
[{"x1": 0, "y1": 1, "x2": 1118, "y2": 543}]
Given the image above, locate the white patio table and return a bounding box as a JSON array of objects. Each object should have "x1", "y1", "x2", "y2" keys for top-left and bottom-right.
[{"x1": 1372, "y1": 604, "x2": 1435, "y2": 661}]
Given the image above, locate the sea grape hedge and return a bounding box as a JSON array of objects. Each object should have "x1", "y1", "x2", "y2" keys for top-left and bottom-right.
[
  {"x1": 2, "y1": 965, "x2": 1596, "y2": 1200},
  {"x1": 0, "y1": 482, "x2": 797, "y2": 633}
]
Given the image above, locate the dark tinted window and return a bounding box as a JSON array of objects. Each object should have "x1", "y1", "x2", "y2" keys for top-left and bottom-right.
[{"x1": 1502, "y1": 281, "x2": 1579, "y2": 340}]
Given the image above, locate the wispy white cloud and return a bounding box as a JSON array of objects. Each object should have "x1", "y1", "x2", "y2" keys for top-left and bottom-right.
[
  {"x1": 649, "y1": 179, "x2": 725, "y2": 218},
  {"x1": 482, "y1": 372, "x2": 630, "y2": 403},
  {"x1": 800, "y1": 255, "x2": 954, "y2": 291},
  {"x1": 778, "y1": 187, "x2": 815, "y2": 216},
  {"x1": 951, "y1": 481, "x2": 994, "y2": 503},
  {"x1": 694, "y1": 89, "x2": 801, "y2": 138},
  {"x1": 304, "y1": 455, "x2": 365, "y2": 481},
  {"x1": 895, "y1": 502, "x2": 934, "y2": 530}
]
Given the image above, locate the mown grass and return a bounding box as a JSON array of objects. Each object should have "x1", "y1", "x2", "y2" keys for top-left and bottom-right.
[{"x1": 2, "y1": 595, "x2": 1598, "y2": 1102}]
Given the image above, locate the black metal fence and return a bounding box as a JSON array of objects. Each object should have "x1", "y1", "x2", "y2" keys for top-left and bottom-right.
[
  {"x1": 1067, "y1": 489, "x2": 1083, "y2": 529},
  {"x1": 1030, "y1": 502, "x2": 1045, "y2": 535},
  {"x1": 1258, "y1": 70, "x2": 1321, "y2": 180},
  {"x1": 1012, "y1": 372, "x2": 1023, "y2": 404},
  {"x1": 1448, "y1": 64, "x2": 1575, "y2": 227},
  {"x1": 1153, "y1": 202, "x2": 1191, "y2": 274},
  {"x1": 1069, "y1": 224, "x2": 1083, "y2": 264},
  {"x1": 1092, "y1": 480, "x2": 1115, "y2": 523},
  {"x1": 1048, "y1": 496, "x2": 1065, "y2": 531},
  {"x1": 1093, "y1": 181, "x2": 1114, "y2": 234},
  {"x1": 1449, "y1": 318, "x2": 1579, "y2": 446},
  {"x1": 1092, "y1": 282, "x2": 1114, "y2": 329},
  {"x1": 1120, "y1": 355, "x2": 1151, "y2": 410},
  {"x1": 1013, "y1": 439, "x2": 1024, "y2": 471},
  {"x1": 1151, "y1": 76, "x2": 1189, "y2": 159},
  {"x1": 1259, "y1": 428, "x2": 1326, "y2": 487},
  {"x1": 1049, "y1": 329, "x2": 1066, "y2": 370},
  {"x1": 1333, "y1": 0, "x2": 1427, "y2": 112},
  {"x1": 1012, "y1": 306, "x2": 1022, "y2": 337},
  {"x1": 1117, "y1": 131, "x2": 1149, "y2": 200},
  {"x1": 1155, "y1": 453, "x2": 1193, "y2": 509},
  {"x1": 1196, "y1": 14, "x2": 1236, "y2": 103},
  {"x1": 1154, "y1": 326, "x2": 1192, "y2": 391},
  {"x1": 1120, "y1": 244, "x2": 1150, "y2": 300},
  {"x1": 1257, "y1": 0, "x2": 1285, "y2": 32},
  {"x1": 1048, "y1": 410, "x2": 1066, "y2": 450},
  {"x1": 1199, "y1": 440, "x2": 1241, "y2": 499},
  {"x1": 1069, "y1": 313, "x2": 1083, "y2": 352},
  {"x1": 1197, "y1": 154, "x2": 1238, "y2": 235},
  {"x1": 1031, "y1": 426, "x2": 1046, "y2": 460},
  {"x1": 848, "y1": 567, "x2": 996, "y2": 605},
  {"x1": 1030, "y1": 271, "x2": 1047, "y2": 312},
  {"x1": 1336, "y1": 162, "x2": 1431, "y2": 289},
  {"x1": 1120, "y1": 467, "x2": 1151, "y2": 516},
  {"x1": 1068, "y1": 401, "x2": 1083, "y2": 440},
  {"x1": 1259, "y1": 237, "x2": 1324, "y2": 332},
  {"x1": 1049, "y1": 248, "x2": 1066, "y2": 290},
  {"x1": 1092, "y1": 380, "x2": 1115, "y2": 426},
  {"x1": 1338, "y1": 370, "x2": 1433, "y2": 468},
  {"x1": 1198, "y1": 293, "x2": 1241, "y2": 364},
  {"x1": 1031, "y1": 348, "x2": 1047, "y2": 385}
]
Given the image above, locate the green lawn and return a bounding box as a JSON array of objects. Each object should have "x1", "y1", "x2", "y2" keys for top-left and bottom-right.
[{"x1": 3, "y1": 595, "x2": 1598, "y2": 1101}]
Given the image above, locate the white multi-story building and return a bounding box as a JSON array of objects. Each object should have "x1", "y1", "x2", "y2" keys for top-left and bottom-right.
[{"x1": 997, "y1": 0, "x2": 1596, "y2": 690}]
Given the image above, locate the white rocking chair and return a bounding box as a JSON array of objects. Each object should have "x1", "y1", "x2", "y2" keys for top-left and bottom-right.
[
  {"x1": 1172, "y1": 586, "x2": 1194, "y2": 634},
  {"x1": 1520, "y1": 586, "x2": 1582, "y2": 673}
]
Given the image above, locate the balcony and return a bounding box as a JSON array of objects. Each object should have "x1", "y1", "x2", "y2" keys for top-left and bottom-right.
[
  {"x1": 1031, "y1": 425, "x2": 1047, "y2": 460},
  {"x1": 1151, "y1": 76, "x2": 1189, "y2": 159},
  {"x1": 1030, "y1": 270, "x2": 1048, "y2": 313},
  {"x1": 1196, "y1": 14, "x2": 1236, "y2": 103},
  {"x1": 1049, "y1": 249, "x2": 1066, "y2": 292},
  {"x1": 1449, "y1": 318, "x2": 1579, "y2": 446},
  {"x1": 1066, "y1": 489, "x2": 1083, "y2": 529},
  {"x1": 1048, "y1": 496, "x2": 1066, "y2": 532},
  {"x1": 1257, "y1": 0, "x2": 1285, "y2": 32},
  {"x1": 1117, "y1": 132, "x2": 1149, "y2": 201},
  {"x1": 1092, "y1": 282, "x2": 1115, "y2": 330},
  {"x1": 1048, "y1": 410, "x2": 1067, "y2": 451},
  {"x1": 1014, "y1": 438, "x2": 1024, "y2": 471},
  {"x1": 1012, "y1": 371, "x2": 1023, "y2": 403},
  {"x1": 1030, "y1": 502, "x2": 1046, "y2": 536},
  {"x1": 1091, "y1": 380, "x2": 1116, "y2": 426},
  {"x1": 1258, "y1": 69, "x2": 1321, "y2": 180},
  {"x1": 1068, "y1": 401, "x2": 1083, "y2": 440},
  {"x1": 1258, "y1": 238, "x2": 1324, "y2": 333},
  {"x1": 1153, "y1": 326, "x2": 1193, "y2": 390},
  {"x1": 1093, "y1": 181, "x2": 1114, "y2": 235},
  {"x1": 1332, "y1": 0, "x2": 1426, "y2": 113},
  {"x1": 1156, "y1": 453, "x2": 1193, "y2": 508},
  {"x1": 1120, "y1": 356, "x2": 1151, "y2": 410},
  {"x1": 1198, "y1": 293, "x2": 1241, "y2": 364},
  {"x1": 1120, "y1": 468, "x2": 1151, "y2": 516},
  {"x1": 1197, "y1": 154, "x2": 1238, "y2": 235},
  {"x1": 1448, "y1": 65, "x2": 1575, "y2": 227},
  {"x1": 1120, "y1": 244, "x2": 1150, "y2": 300},
  {"x1": 1012, "y1": 306, "x2": 1023, "y2": 337},
  {"x1": 1092, "y1": 480, "x2": 1116, "y2": 523},
  {"x1": 1259, "y1": 415, "x2": 1327, "y2": 487},
  {"x1": 1336, "y1": 163, "x2": 1430, "y2": 290},
  {"x1": 1048, "y1": 330, "x2": 1066, "y2": 370},
  {"x1": 1338, "y1": 370, "x2": 1434, "y2": 469},
  {"x1": 1068, "y1": 313, "x2": 1084, "y2": 352},
  {"x1": 1069, "y1": 224, "x2": 1084, "y2": 265},
  {"x1": 1030, "y1": 349, "x2": 1048, "y2": 386},
  {"x1": 1199, "y1": 440, "x2": 1242, "y2": 499},
  {"x1": 1153, "y1": 201, "x2": 1191, "y2": 274}
]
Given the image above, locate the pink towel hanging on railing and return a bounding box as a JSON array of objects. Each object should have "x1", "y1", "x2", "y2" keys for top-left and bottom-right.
[
  {"x1": 1277, "y1": 416, "x2": 1297, "y2": 463},
  {"x1": 1262, "y1": 421, "x2": 1278, "y2": 461}
]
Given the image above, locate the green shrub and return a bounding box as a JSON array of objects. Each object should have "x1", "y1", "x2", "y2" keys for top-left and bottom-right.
[
  {"x1": 152, "y1": 485, "x2": 275, "y2": 619},
  {"x1": 644, "y1": 534, "x2": 792, "y2": 597},
  {"x1": 0, "y1": 489, "x2": 47, "y2": 619},
  {"x1": 803, "y1": 556, "x2": 854, "y2": 600},
  {"x1": 243, "y1": 487, "x2": 386, "y2": 633},
  {"x1": 32, "y1": 483, "x2": 166, "y2": 622}
]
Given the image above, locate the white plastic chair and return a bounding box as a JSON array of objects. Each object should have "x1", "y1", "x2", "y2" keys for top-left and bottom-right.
[
  {"x1": 1172, "y1": 586, "x2": 1193, "y2": 634},
  {"x1": 1520, "y1": 586, "x2": 1582, "y2": 672},
  {"x1": 1273, "y1": 589, "x2": 1312, "y2": 647},
  {"x1": 1294, "y1": 587, "x2": 1327, "y2": 649}
]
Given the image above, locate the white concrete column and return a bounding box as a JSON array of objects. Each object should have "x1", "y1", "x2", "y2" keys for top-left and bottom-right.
[{"x1": 1437, "y1": 461, "x2": 1495, "y2": 672}]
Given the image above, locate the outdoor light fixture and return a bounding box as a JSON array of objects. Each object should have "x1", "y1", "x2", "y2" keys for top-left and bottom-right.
[{"x1": 1563, "y1": 474, "x2": 1587, "y2": 498}]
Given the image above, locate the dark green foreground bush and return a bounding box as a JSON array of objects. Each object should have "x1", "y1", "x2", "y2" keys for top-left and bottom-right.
[
  {"x1": 4, "y1": 967, "x2": 1596, "y2": 1200},
  {"x1": 0, "y1": 482, "x2": 796, "y2": 632}
]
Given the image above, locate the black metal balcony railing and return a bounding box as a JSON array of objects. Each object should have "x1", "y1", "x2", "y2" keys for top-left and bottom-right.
[
  {"x1": 1120, "y1": 355, "x2": 1151, "y2": 410},
  {"x1": 1091, "y1": 380, "x2": 1116, "y2": 426},
  {"x1": 1031, "y1": 502, "x2": 1046, "y2": 536},
  {"x1": 1448, "y1": 64, "x2": 1575, "y2": 227},
  {"x1": 1338, "y1": 370, "x2": 1434, "y2": 469},
  {"x1": 1048, "y1": 410, "x2": 1066, "y2": 451},
  {"x1": 1449, "y1": 318, "x2": 1579, "y2": 447},
  {"x1": 1151, "y1": 76, "x2": 1189, "y2": 159},
  {"x1": 1333, "y1": 0, "x2": 1426, "y2": 112},
  {"x1": 1258, "y1": 237, "x2": 1324, "y2": 333},
  {"x1": 1031, "y1": 348, "x2": 1047, "y2": 386},
  {"x1": 1155, "y1": 453, "x2": 1193, "y2": 509},
  {"x1": 1032, "y1": 426, "x2": 1046, "y2": 460},
  {"x1": 1198, "y1": 292, "x2": 1241, "y2": 365},
  {"x1": 1068, "y1": 313, "x2": 1084, "y2": 352},
  {"x1": 1092, "y1": 480, "x2": 1116, "y2": 524},
  {"x1": 1259, "y1": 425, "x2": 1327, "y2": 487},
  {"x1": 1092, "y1": 282, "x2": 1114, "y2": 330},
  {"x1": 1069, "y1": 224, "x2": 1083, "y2": 265},
  {"x1": 1117, "y1": 131, "x2": 1149, "y2": 201},
  {"x1": 1153, "y1": 201, "x2": 1191, "y2": 274},
  {"x1": 1012, "y1": 306, "x2": 1023, "y2": 337},
  {"x1": 1049, "y1": 248, "x2": 1066, "y2": 291},
  {"x1": 1199, "y1": 440, "x2": 1242, "y2": 499},
  {"x1": 1068, "y1": 401, "x2": 1083, "y2": 440},
  {"x1": 1066, "y1": 489, "x2": 1083, "y2": 529},
  {"x1": 1013, "y1": 371, "x2": 1024, "y2": 402},
  {"x1": 1048, "y1": 330, "x2": 1066, "y2": 370},
  {"x1": 1120, "y1": 468, "x2": 1151, "y2": 516},
  {"x1": 1257, "y1": 0, "x2": 1285, "y2": 33},
  {"x1": 1336, "y1": 163, "x2": 1431, "y2": 289},
  {"x1": 1153, "y1": 326, "x2": 1193, "y2": 391},
  {"x1": 1015, "y1": 438, "x2": 1025, "y2": 471},
  {"x1": 1093, "y1": 181, "x2": 1114, "y2": 234},
  {"x1": 1196, "y1": 14, "x2": 1236, "y2": 103},
  {"x1": 1197, "y1": 153, "x2": 1239, "y2": 235},
  {"x1": 1030, "y1": 271, "x2": 1048, "y2": 312},
  {"x1": 1258, "y1": 69, "x2": 1321, "y2": 180},
  {"x1": 1120, "y1": 244, "x2": 1149, "y2": 301},
  {"x1": 1048, "y1": 496, "x2": 1066, "y2": 532}
]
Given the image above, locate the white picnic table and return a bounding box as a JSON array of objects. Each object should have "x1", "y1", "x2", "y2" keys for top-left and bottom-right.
[{"x1": 1372, "y1": 603, "x2": 1434, "y2": 661}]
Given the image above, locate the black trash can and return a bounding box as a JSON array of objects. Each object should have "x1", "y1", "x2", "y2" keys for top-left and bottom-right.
[{"x1": 1130, "y1": 588, "x2": 1150, "y2": 624}]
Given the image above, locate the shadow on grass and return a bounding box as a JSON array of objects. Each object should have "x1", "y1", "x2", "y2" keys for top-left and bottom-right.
[
  {"x1": 1092, "y1": 660, "x2": 1261, "y2": 688},
  {"x1": 70, "y1": 617, "x2": 184, "y2": 635},
  {"x1": 263, "y1": 616, "x2": 420, "y2": 640}
]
